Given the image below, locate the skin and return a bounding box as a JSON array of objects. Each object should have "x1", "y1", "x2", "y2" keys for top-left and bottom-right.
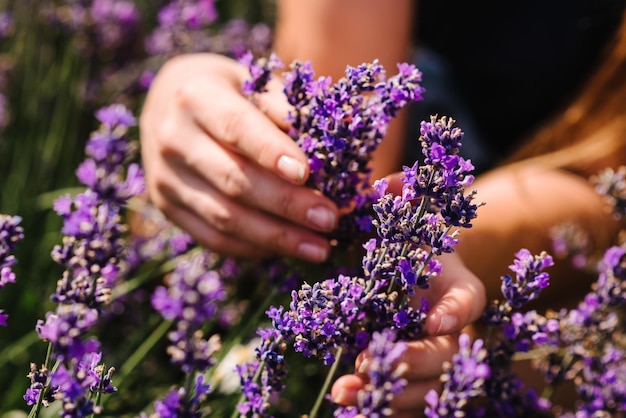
[{"x1": 140, "y1": 0, "x2": 622, "y2": 414}]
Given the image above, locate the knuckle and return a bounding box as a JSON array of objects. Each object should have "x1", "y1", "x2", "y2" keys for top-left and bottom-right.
[
  {"x1": 276, "y1": 189, "x2": 298, "y2": 219},
  {"x1": 215, "y1": 107, "x2": 245, "y2": 147},
  {"x1": 204, "y1": 205, "x2": 235, "y2": 234},
  {"x1": 221, "y1": 164, "x2": 250, "y2": 199}
]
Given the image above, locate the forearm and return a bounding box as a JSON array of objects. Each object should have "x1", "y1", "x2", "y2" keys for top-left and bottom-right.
[
  {"x1": 456, "y1": 165, "x2": 621, "y2": 305},
  {"x1": 274, "y1": 0, "x2": 415, "y2": 178}
]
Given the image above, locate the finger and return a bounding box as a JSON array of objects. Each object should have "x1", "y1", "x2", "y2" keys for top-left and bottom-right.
[
  {"x1": 175, "y1": 128, "x2": 338, "y2": 233},
  {"x1": 414, "y1": 253, "x2": 486, "y2": 336},
  {"x1": 157, "y1": 202, "x2": 271, "y2": 259},
  {"x1": 177, "y1": 61, "x2": 310, "y2": 185},
  {"x1": 392, "y1": 377, "x2": 440, "y2": 413},
  {"x1": 331, "y1": 373, "x2": 365, "y2": 406},
  {"x1": 354, "y1": 334, "x2": 457, "y2": 381},
  {"x1": 159, "y1": 162, "x2": 333, "y2": 263},
  {"x1": 256, "y1": 77, "x2": 293, "y2": 132},
  {"x1": 331, "y1": 371, "x2": 439, "y2": 416}
]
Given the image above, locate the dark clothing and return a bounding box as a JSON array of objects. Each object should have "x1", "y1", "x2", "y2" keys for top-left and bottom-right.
[{"x1": 408, "y1": 0, "x2": 626, "y2": 172}]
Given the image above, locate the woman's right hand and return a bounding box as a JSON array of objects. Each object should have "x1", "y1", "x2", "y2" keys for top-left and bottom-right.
[{"x1": 139, "y1": 53, "x2": 338, "y2": 262}]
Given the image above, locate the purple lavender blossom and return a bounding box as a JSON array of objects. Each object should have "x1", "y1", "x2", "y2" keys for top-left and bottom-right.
[
  {"x1": 335, "y1": 329, "x2": 408, "y2": 417},
  {"x1": 151, "y1": 250, "x2": 225, "y2": 373},
  {"x1": 240, "y1": 51, "x2": 283, "y2": 96},
  {"x1": 0, "y1": 214, "x2": 23, "y2": 325},
  {"x1": 24, "y1": 363, "x2": 58, "y2": 407},
  {"x1": 496, "y1": 251, "x2": 552, "y2": 316},
  {"x1": 424, "y1": 334, "x2": 490, "y2": 418},
  {"x1": 27, "y1": 104, "x2": 141, "y2": 413},
  {"x1": 148, "y1": 375, "x2": 212, "y2": 418},
  {"x1": 269, "y1": 275, "x2": 368, "y2": 365},
  {"x1": 77, "y1": 103, "x2": 144, "y2": 203},
  {"x1": 592, "y1": 166, "x2": 626, "y2": 219},
  {"x1": 242, "y1": 56, "x2": 426, "y2": 248},
  {"x1": 90, "y1": 0, "x2": 140, "y2": 50},
  {"x1": 145, "y1": 0, "x2": 218, "y2": 56},
  {"x1": 236, "y1": 327, "x2": 287, "y2": 416}
]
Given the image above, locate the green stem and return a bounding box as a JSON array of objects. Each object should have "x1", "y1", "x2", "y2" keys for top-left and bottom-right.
[
  {"x1": 229, "y1": 333, "x2": 285, "y2": 418},
  {"x1": 309, "y1": 347, "x2": 344, "y2": 418},
  {"x1": 28, "y1": 343, "x2": 54, "y2": 418},
  {"x1": 110, "y1": 319, "x2": 173, "y2": 391}
]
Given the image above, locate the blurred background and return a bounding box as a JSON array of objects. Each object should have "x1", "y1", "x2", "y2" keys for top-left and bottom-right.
[{"x1": 0, "y1": 0, "x2": 276, "y2": 415}]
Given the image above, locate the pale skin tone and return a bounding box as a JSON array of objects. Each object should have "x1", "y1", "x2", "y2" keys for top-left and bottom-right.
[{"x1": 140, "y1": 0, "x2": 620, "y2": 415}]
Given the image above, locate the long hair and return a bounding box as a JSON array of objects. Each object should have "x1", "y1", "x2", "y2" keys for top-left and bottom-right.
[{"x1": 505, "y1": 11, "x2": 626, "y2": 176}]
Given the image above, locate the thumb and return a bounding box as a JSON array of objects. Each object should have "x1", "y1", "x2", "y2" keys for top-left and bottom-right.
[{"x1": 417, "y1": 252, "x2": 487, "y2": 336}]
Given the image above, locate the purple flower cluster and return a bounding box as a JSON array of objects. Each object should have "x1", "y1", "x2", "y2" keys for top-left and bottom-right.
[
  {"x1": 242, "y1": 55, "x2": 426, "y2": 247},
  {"x1": 335, "y1": 329, "x2": 408, "y2": 417},
  {"x1": 26, "y1": 104, "x2": 142, "y2": 415},
  {"x1": 90, "y1": 0, "x2": 140, "y2": 50},
  {"x1": 428, "y1": 244, "x2": 626, "y2": 417},
  {"x1": 592, "y1": 165, "x2": 626, "y2": 219},
  {"x1": 145, "y1": 375, "x2": 212, "y2": 418},
  {"x1": 0, "y1": 214, "x2": 23, "y2": 326},
  {"x1": 148, "y1": 250, "x2": 230, "y2": 416},
  {"x1": 483, "y1": 249, "x2": 554, "y2": 326},
  {"x1": 151, "y1": 250, "x2": 226, "y2": 373},
  {"x1": 236, "y1": 327, "x2": 287, "y2": 416},
  {"x1": 51, "y1": 104, "x2": 143, "y2": 307},
  {"x1": 39, "y1": 0, "x2": 140, "y2": 53},
  {"x1": 424, "y1": 333, "x2": 490, "y2": 417},
  {"x1": 145, "y1": 0, "x2": 217, "y2": 56},
  {"x1": 250, "y1": 111, "x2": 478, "y2": 415}
]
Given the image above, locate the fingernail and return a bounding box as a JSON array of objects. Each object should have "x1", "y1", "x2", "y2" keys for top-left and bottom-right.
[
  {"x1": 277, "y1": 155, "x2": 306, "y2": 183},
  {"x1": 357, "y1": 358, "x2": 370, "y2": 375},
  {"x1": 436, "y1": 314, "x2": 458, "y2": 335},
  {"x1": 297, "y1": 242, "x2": 328, "y2": 262},
  {"x1": 334, "y1": 388, "x2": 358, "y2": 404},
  {"x1": 307, "y1": 206, "x2": 336, "y2": 231}
]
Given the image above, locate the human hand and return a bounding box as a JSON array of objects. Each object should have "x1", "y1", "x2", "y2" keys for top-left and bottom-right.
[
  {"x1": 331, "y1": 176, "x2": 486, "y2": 417},
  {"x1": 139, "y1": 53, "x2": 338, "y2": 262}
]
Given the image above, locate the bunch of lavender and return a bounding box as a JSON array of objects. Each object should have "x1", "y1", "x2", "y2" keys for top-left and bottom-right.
[
  {"x1": 147, "y1": 250, "x2": 228, "y2": 417},
  {"x1": 25, "y1": 104, "x2": 143, "y2": 417},
  {"x1": 549, "y1": 165, "x2": 626, "y2": 271},
  {"x1": 427, "y1": 244, "x2": 626, "y2": 417},
  {"x1": 334, "y1": 329, "x2": 409, "y2": 418},
  {"x1": 39, "y1": 0, "x2": 140, "y2": 55},
  {"x1": 0, "y1": 213, "x2": 23, "y2": 326},
  {"x1": 235, "y1": 111, "x2": 480, "y2": 416},
  {"x1": 241, "y1": 53, "x2": 426, "y2": 248},
  {"x1": 144, "y1": 0, "x2": 271, "y2": 60},
  {"x1": 593, "y1": 165, "x2": 626, "y2": 219},
  {"x1": 145, "y1": 0, "x2": 218, "y2": 57}
]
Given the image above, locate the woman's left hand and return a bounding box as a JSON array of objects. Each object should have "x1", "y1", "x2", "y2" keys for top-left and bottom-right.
[{"x1": 331, "y1": 252, "x2": 486, "y2": 417}]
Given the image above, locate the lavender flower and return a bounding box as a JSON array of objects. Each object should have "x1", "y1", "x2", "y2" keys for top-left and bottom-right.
[
  {"x1": 24, "y1": 363, "x2": 58, "y2": 407},
  {"x1": 335, "y1": 329, "x2": 408, "y2": 417},
  {"x1": 147, "y1": 375, "x2": 212, "y2": 418},
  {"x1": 242, "y1": 56, "x2": 426, "y2": 247},
  {"x1": 483, "y1": 249, "x2": 554, "y2": 327},
  {"x1": 0, "y1": 214, "x2": 23, "y2": 326},
  {"x1": 151, "y1": 250, "x2": 226, "y2": 373},
  {"x1": 424, "y1": 334, "x2": 490, "y2": 418},
  {"x1": 26, "y1": 104, "x2": 141, "y2": 414},
  {"x1": 236, "y1": 327, "x2": 287, "y2": 416},
  {"x1": 268, "y1": 275, "x2": 369, "y2": 365},
  {"x1": 90, "y1": 0, "x2": 140, "y2": 50},
  {"x1": 145, "y1": 0, "x2": 218, "y2": 56},
  {"x1": 592, "y1": 165, "x2": 626, "y2": 219}
]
